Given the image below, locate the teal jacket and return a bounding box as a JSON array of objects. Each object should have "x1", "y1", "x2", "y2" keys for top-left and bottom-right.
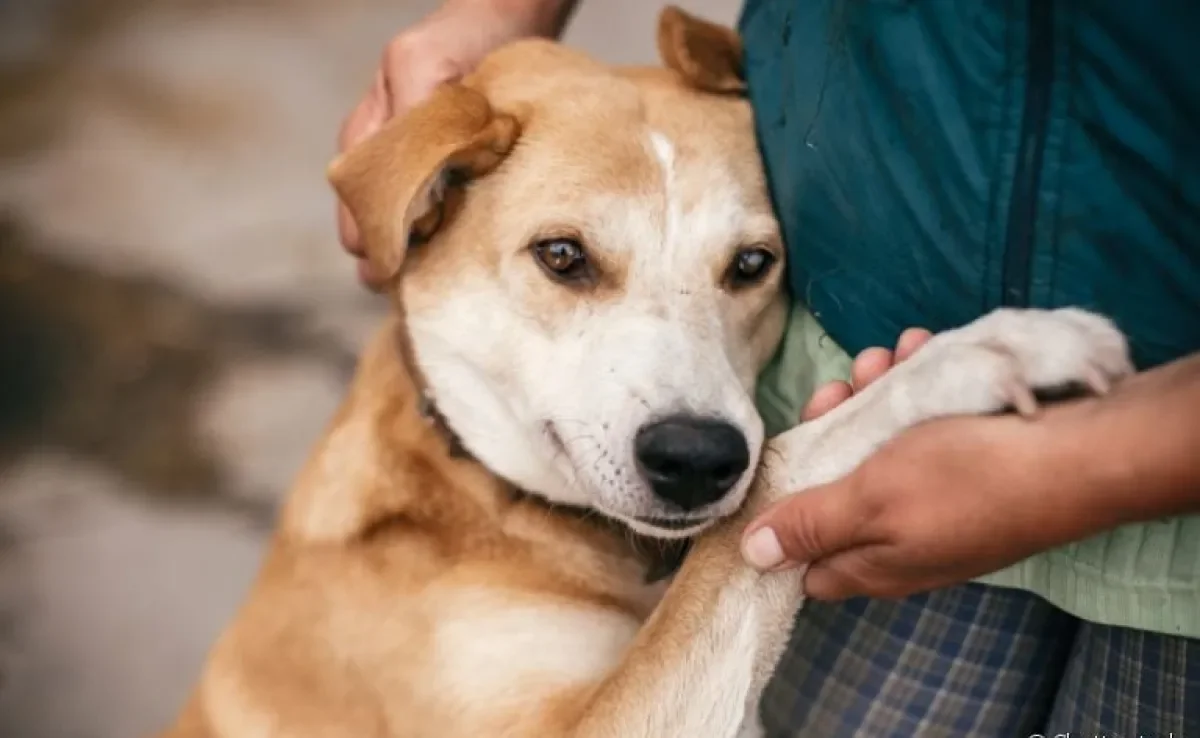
[{"x1": 741, "y1": 0, "x2": 1200, "y2": 637}]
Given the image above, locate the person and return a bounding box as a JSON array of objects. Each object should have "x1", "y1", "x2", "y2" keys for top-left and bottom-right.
[{"x1": 335, "y1": 1, "x2": 1200, "y2": 735}]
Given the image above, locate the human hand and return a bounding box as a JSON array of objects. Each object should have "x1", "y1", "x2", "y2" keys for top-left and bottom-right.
[
  {"x1": 741, "y1": 327, "x2": 1089, "y2": 600},
  {"x1": 336, "y1": 0, "x2": 575, "y2": 288},
  {"x1": 743, "y1": 411, "x2": 1081, "y2": 600},
  {"x1": 799, "y1": 328, "x2": 934, "y2": 420}
]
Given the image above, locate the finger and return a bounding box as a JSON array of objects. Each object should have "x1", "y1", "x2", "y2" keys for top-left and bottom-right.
[
  {"x1": 338, "y1": 81, "x2": 387, "y2": 153},
  {"x1": 851, "y1": 347, "x2": 894, "y2": 390},
  {"x1": 741, "y1": 481, "x2": 862, "y2": 572},
  {"x1": 895, "y1": 327, "x2": 933, "y2": 362},
  {"x1": 801, "y1": 555, "x2": 874, "y2": 601},
  {"x1": 800, "y1": 381, "x2": 853, "y2": 421},
  {"x1": 372, "y1": 65, "x2": 395, "y2": 118},
  {"x1": 803, "y1": 551, "x2": 927, "y2": 602},
  {"x1": 382, "y1": 44, "x2": 459, "y2": 115},
  {"x1": 336, "y1": 90, "x2": 388, "y2": 253},
  {"x1": 390, "y1": 71, "x2": 455, "y2": 116},
  {"x1": 799, "y1": 559, "x2": 855, "y2": 601},
  {"x1": 356, "y1": 258, "x2": 388, "y2": 292},
  {"x1": 338, "y1": 203, "x2": 364, "y2": 257}
]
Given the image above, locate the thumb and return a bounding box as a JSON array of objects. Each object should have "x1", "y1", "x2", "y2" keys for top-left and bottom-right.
[
  {"x1": 740, "y1": 481, "x2": 862, "y2": 572},
  {"x1": 336, "y1": 78, "x2": 389, "y2": 256},
  {"x1": 339, "y1": 73, "x2": 389, "y2": 154}
]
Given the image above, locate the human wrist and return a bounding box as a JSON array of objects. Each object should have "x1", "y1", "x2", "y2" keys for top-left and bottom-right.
[
  {"x1": 1024, "y1": 354, "x2": 1200, "y2": 538},
  {"x1": 1074, "y1": 354, "x2": 1200, "y2": 520},
  {"x1": 449, "y1": 0, "x2": 578, "y2": 37},
  {"x1": 980, "y1": 414, "x2": 1109, "y2": 552}
]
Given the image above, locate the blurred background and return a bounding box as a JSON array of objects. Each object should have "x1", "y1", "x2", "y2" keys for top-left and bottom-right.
[{"x1": 0, "y1": 1, "x2": 738, "y2": 736}]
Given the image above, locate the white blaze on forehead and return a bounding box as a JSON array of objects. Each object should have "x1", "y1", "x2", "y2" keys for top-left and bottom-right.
[
  {"x1": 634, "y1": 128, "x2": 747, "y2": 283},
  {"x1": 648, "y1": 130, "x2": 681, "y2": 271}
]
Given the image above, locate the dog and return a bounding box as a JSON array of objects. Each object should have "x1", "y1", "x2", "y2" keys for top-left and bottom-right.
[{"x1": 158, "y1": 7, "x2": 1132, "y2": 737}]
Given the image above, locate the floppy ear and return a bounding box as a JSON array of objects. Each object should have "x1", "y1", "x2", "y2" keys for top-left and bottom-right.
[
  {"x1": 657, "y1": 5, "x2": 746, "y2": 95},
  {"x1": 328, "y1": 83, "x2": 520, "y2": 281}
]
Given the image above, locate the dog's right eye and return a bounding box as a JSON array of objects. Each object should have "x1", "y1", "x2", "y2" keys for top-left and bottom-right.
[{"x1": 532, "y1": 238, "x2": 591, "y2": 283}]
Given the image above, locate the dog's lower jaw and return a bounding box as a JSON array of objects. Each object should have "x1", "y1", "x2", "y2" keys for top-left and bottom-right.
[{"x1": 620, "y1": 514, "x2": 715, "y2": 541}]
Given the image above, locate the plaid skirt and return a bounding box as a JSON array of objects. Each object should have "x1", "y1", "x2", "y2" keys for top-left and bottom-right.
[{"x1": 760, "y1": 583, "x2": 1200, "y2": 737}]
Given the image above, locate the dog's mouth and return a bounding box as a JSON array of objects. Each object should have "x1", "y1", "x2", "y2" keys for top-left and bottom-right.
[
  {"x1": 635, "y1": 516, "x2": 703, "y2": 531},
  {"x1": 617, "y1": 512, "x2": 719, "y2": 540}
]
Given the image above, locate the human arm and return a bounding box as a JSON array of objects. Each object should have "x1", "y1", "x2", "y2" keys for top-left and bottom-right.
[
  {"x1": 1044, "y1": 350, "x2": 1200, "y2": 529},
  {"x1": 336, "y1": 0, "x2": 581, "y2": 285},
  {"x1": 742, "y1": 342, "x2": 1200, "y2": 601}
]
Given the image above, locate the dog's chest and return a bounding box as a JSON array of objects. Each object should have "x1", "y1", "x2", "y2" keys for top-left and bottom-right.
[{"x1": 425, "y1": 586, "x2": 641, "y2": 725}]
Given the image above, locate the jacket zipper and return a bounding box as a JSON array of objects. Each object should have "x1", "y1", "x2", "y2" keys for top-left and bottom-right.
[{"x1": 1000, "y1": 0, "x2": 1056, "y2": 307}]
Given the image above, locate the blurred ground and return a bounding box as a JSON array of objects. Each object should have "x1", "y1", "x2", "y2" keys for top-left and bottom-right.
[{"x1": 0, "y1": 1, "x2": 738, "y2": 736}]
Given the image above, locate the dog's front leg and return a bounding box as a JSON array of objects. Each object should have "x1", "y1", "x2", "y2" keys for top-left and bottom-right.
[{"x1": 560, "y1": 308, "x2": 1132, "y2": 738}]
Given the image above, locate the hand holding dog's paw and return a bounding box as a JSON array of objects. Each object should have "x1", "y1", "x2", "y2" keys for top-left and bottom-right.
[
  {"x1": 742, "y1": 414, "x2": 1079, "y2": 598},
  {"x1": 743, "y1": 308, "x2": 1136, "y2": 599}
]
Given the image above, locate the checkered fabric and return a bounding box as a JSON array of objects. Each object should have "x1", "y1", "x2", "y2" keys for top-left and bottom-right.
[
  {"x1": 759, "y1": 583, "x2": 1200, "y2": 737},
  {"x1": 1045, "y1": 621, "x2": 1200, "y2": 737}
]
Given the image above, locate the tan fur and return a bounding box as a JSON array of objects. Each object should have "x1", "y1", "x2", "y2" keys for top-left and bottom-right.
[{"x1": 159, "y1": 7, "x2": 1134, "y2": 738}]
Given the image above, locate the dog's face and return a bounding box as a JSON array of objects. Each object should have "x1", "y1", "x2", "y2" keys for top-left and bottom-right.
[{"x1": 331, "y1": 9, "x2": 786, "y2": 539}]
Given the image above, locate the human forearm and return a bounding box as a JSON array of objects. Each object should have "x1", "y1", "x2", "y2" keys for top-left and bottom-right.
[
  {"x1": 452, "y1": 0, "x2": 581, "y2": 37},
  {"x1": 1084, "y1": 351, "x2": 1200, "y2": 516},
  {"x1": 1032, "y1": 351, "x2": 1200, "y2": 540}
]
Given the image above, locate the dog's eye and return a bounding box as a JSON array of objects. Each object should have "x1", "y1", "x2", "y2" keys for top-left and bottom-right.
[
  {"x1": 727, "y1": 246, "x2": 777, "y2": 288},
  {"x1": 533, "y1": 238, "x2": 590, "y2": 282}
]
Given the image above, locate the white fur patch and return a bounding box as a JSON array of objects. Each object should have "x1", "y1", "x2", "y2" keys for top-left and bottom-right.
[
  {"x1": 647, "y1": 130, "x2": 682, "y2": 276},
  {"x1": 433, "y1": 588, "x2": 638, "y2": 705},
  {"x1": 648, "y1": 131, "x2": 675, "y2": 175}
]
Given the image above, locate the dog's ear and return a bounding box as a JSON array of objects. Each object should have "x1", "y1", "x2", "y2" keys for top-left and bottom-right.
[
  {"x1": 328, "y1": 83, "x2": 520, "y2": 281},
  {"x1": 657, "y1": 5, "x2": 745, "y2": 95}
]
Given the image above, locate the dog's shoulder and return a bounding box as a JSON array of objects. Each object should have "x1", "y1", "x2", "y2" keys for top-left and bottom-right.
[
  {"x1": 412, "y1": 578, "x2": 642, "y2": 734},
  {"x1": 171, "y1": 318, "x2": 660, "y2": 736},
  {"x1": 184, "y1": 518, "x2": 652, "y2": 738}
]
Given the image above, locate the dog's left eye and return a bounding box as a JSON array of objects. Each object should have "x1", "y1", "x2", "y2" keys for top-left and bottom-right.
[
  {"x1": 726, "y1": 247, "x2": 777, "y2": 288},
  {"x1": 533, "y1": 238, "x2": 591, "y2": 282}
]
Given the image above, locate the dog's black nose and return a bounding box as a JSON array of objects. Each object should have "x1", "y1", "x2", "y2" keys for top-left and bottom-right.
[{"x1": 634, "y1": 416, "x2": 751, "y2": 511}]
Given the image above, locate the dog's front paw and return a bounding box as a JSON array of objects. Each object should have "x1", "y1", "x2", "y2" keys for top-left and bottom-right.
[
  {"x1": 754, "y1": 308, "x2": 1133, "y2": 506},
  {"x1": 894, "y1": 307, "x2": 1133, "y2": 421}
]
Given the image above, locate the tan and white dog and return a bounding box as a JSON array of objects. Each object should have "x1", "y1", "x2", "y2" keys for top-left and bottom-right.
[{"x1": 159, "y1": 7, "x2": 1132, "y2": 738}]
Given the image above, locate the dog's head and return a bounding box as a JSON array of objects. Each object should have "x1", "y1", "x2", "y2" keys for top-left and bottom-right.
[{"x1": 330, "y1": 7, "x2": 785, "y2": 539}]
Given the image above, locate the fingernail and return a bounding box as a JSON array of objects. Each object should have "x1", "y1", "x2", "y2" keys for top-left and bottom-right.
[{"x1": 742, "y1": 527, "x2": 785, "y2": 571}]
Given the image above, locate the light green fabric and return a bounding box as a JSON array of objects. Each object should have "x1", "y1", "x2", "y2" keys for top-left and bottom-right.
[
  {"x1": 756, "y1": 302, "x2": 1200, "y2": 639},
  {"x1": 755, "y1": 304, "x2": 853, "y2": 438}
]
